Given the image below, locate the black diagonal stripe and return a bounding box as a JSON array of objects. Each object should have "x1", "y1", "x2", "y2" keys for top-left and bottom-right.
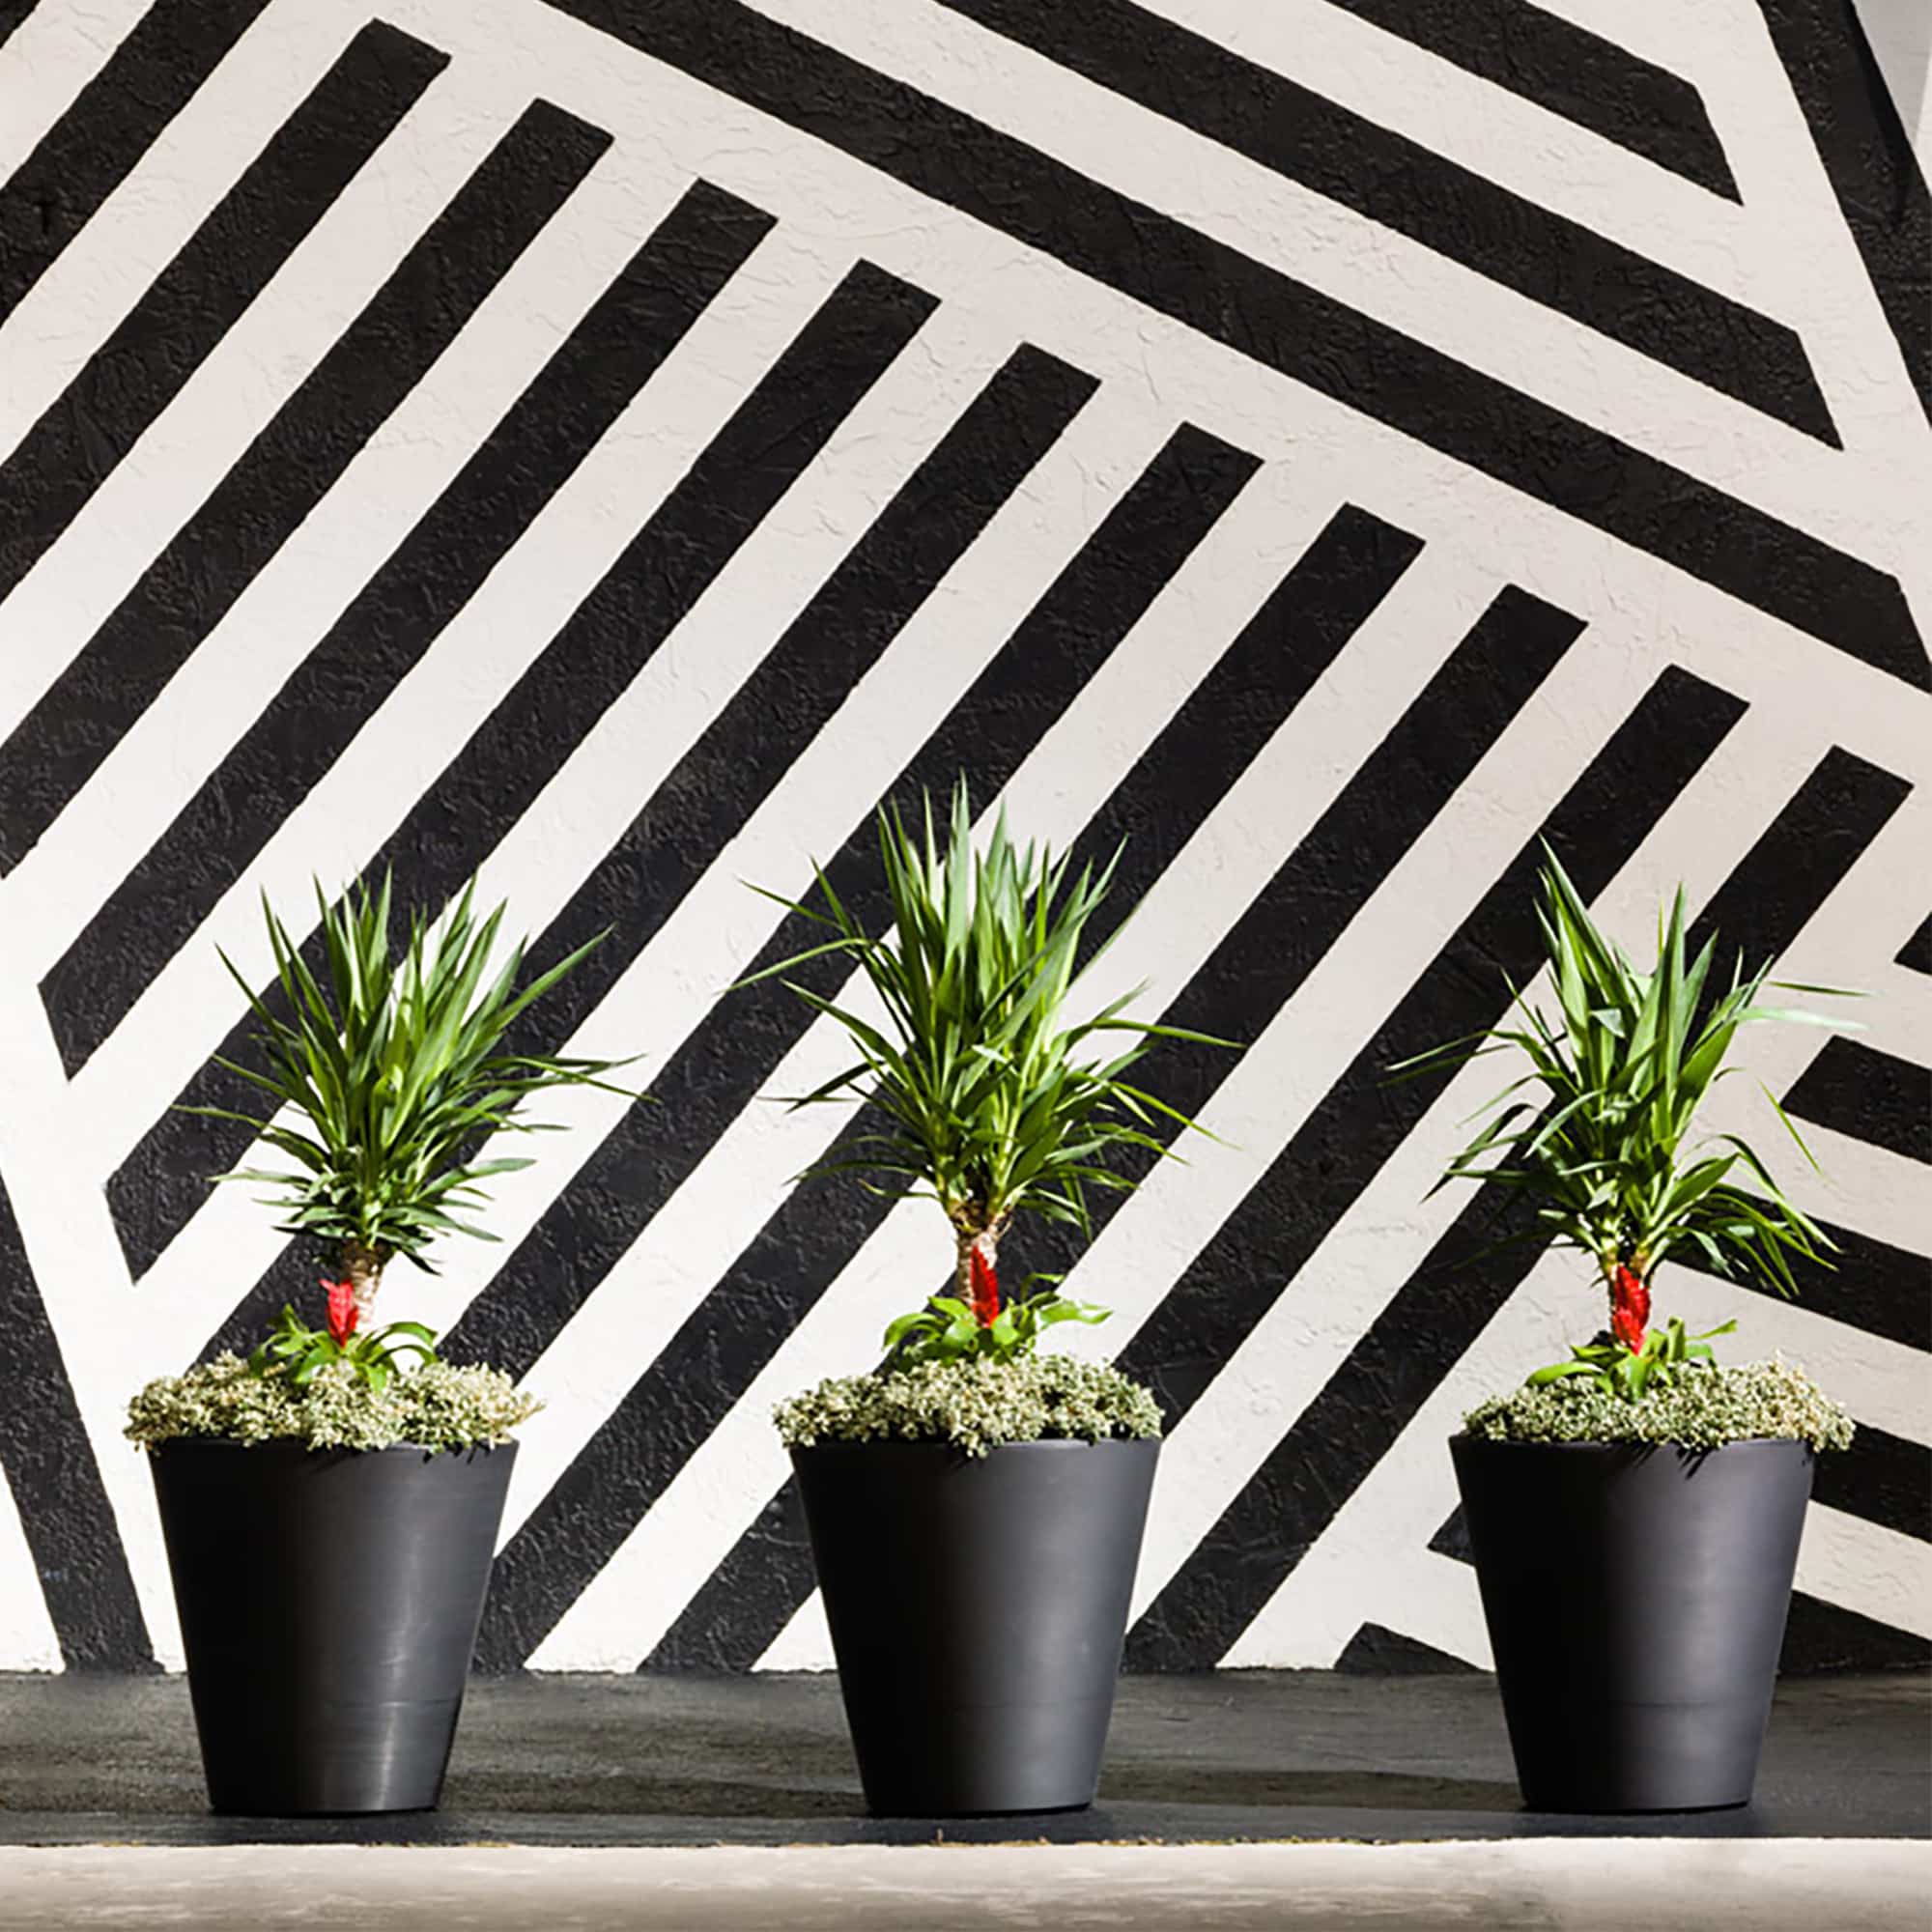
[
  {"x1": 1125, "y1": 734, "x2": 1910, "y2": 1669},
  {"x1": 0, "y1": 100, "x2": 611, "y2": 875},
  {"x1": 1810, "y1": 1421, "x2": 1931, "y2": 1543},
  {"x1": 0, "y1": 1179, "x2": 156, "y2": 1671},
  {"x1": 1901, "y1": 914, "x2": 1932, "y2": 975},
  {"x1": 0, "y1": 0, "x2": 276, "y2": 321},
  {"x1": 1780, "y1": 1591, "x2": 1930, "y2": 1670},
  {"x1": 643, "y1": 1482, "x2": 817, "y2": 1671},
  {"x1": 1324, "y1": 0, "x2": 1740, "y2": 201},
  {"x1": 0, "y1": 3, "x2": 37, "y2": 51},
  {"x1": 116, "y1": 326, "x2": 1088, "y2": 1302},
  {"x1": 1785, "y1": 1038, "x2": 1932, "y2": 1165},
  {"x1": 190, "y1": 261, "x2": 940, "y2": 1366},
  {"x1": 0, "y1": 21, "x2": 447, "y2": 605},
  {"x1": 539, "y1": 0, "x2": 1926, "y2": 688},
  {"x1": 504, "y1": 550, "x2": 1577, "y2": 1678},
  {"x1": 1758, "y1": 0, "x2": 1931, "y2": 422},
  {"x1": 442, "y1": 491, "x2": 1402, "y2": 1390},
  {"x1": 466, "y1": 426, "x2": 1277, "y2": 1670},
  {"x1": 625, "y1": 502, "x2": 1431, "y2": 1674},
  {"x1": 940, "y1": 0, "x2": 1830, "y2": 440},
  {"x1": 1681, "y1": 1218, "x2": 1932, "y2": 1354},
  {"x1": 49, "y1": 179, "x2": 774, "y2": 1091}
]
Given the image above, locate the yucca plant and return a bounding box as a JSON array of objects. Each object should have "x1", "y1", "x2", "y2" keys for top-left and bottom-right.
[
  {"x1": 196, "y1": 872, "x2": 633, "y2": 1331},
  {"x1": 744, "y1": 781, "x2": 1225, "y2": 1363},
  {"x1": 1401, "y1": 849, "x2": 1851, "y2": 1400}
]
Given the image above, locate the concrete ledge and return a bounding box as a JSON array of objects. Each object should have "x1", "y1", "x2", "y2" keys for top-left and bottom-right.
[{"x1": 0, "y1": 1840, "x2": 1927, "y2": 1930}]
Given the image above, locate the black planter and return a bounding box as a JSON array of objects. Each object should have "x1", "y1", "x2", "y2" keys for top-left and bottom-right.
[
  {"x1": 793, "y1": 1436, "x2": 1157, "y2": 1816},
  {"x1": 1451, "y1": 1434, "x2": 1813, "y2": 1812},
  {"x1": 151, "y1": 1437, "x2": 515, "y2": 1815}
]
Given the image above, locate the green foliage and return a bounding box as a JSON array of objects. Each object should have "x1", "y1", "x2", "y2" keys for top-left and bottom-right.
[
  {"x1": 193, "y1": 873, "x2": 634, "y2": 1282},
  {"x1": 744, "y1": 780, "x2": 1226, "y2": 1357},
  {"x1": 247, "y1": 1301, "x2": 438, "y2": 1398},
  {"x1": 884, "y1": 1284, "x2": 1108, "y2": 1367},
  {"x1": 774, "y1": 1352, "x2": 1162, "y2": 1458},
  {"x1": 1527, "y1": 1315, "x2": 1736, "y2": 1404},
  {"x1": 1399, "y1": 849, "x2": 1852, "y2": 1401},
  {"x1": 126, "y1": 1354, "x2": 541, "y2": 1454},
  {"x1": 1463, "y1": 1356, "x2": 1854, "y2": 1453}
]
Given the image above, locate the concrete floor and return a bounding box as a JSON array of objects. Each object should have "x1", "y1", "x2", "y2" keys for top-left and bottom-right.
[
  {"x1": 0, "y1": 1841, "x2": 1927, "y2": 1931},
  {"x1": 0, "y1": 1669, "x2": 1924, "y2": 1846}
]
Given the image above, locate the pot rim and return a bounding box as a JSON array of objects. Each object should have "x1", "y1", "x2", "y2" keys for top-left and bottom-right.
[
  {"x1": 1448, "y1": 1431, "x2": 1817, "y2": 1456},
  {"x1": 147, "y1": 1435, "x2": 517, "y2": 1459},
  {"x1": 790, "y1": 1433, "x2": 1160, "y2": 1460}
]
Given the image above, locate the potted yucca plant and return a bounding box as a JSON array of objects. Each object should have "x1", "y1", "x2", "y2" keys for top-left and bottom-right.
[
  {"x1": 1405, "y1": 853, "x2": 1855, "y2": 1813},
  {"x1": 749, "y1": 782, "x2": 1223, "y2": 1816},
  {"x1": 126, "y1": 875, "x2": 630, "y2": 1816}
]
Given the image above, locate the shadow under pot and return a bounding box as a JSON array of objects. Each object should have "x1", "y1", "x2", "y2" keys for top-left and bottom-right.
[
  {"x1": 150, "y1": 1437, "x2": 515, "y2": 1816},
  {"x1": 793, "y1": 1436, "x2": 1157, "y2": 1817},
  {"x1": 1451, "y1": 1434, "x2": 1812, "y2": 1814}
]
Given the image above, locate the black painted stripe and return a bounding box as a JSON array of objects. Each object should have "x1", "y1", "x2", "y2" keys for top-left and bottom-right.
[
  {"x1": 636, "y1": 500, "x2": 1429, "y2": 1672},
  {"x1": 540, "y1": 0, "x2": 1927, "y2": 688},
  {"x1": 1335, "y1": 1623, "x2": 1477, "y2": 1676},
  {"x1": 1813, "y1": 1421, "x2": 1932, "y2": 1544},
  {"x1": 1901, "y1": 914, "x2": 1932, "y2": 975},
  {"x1": 1758, "y1": 0, "x2": 1931, "y2": 422},
  {"x1": 0, "y1": 100, "x2": 611, "y2": 874},
  {"x1": 0, "y1": 0, "x2": 276, "y2": 321},
  {"x1": 466, "y1": 424, "x2": 1272, "y2": 1669},
  {"x1": 0, "y1": 1179, "x2": 156, "y2": 1671},
  {"x1": 1780, "y1": 1589, "x2": 1930, "y2": 1671},
  {"x1": 1681, "y1": 1217, "x2": 1932, "y2": 1354},
  {"x1": 0, "y1": 21, "x2": 447, "y2": 605},
  {"x1": 644, "y1": 1482, "x2": 817, "y2": 1671},
  {"x1": 1323, "y1": 0, "x2": 1740, "y2": 201},
  {"x1": 1125, "y1": 733, "x2": 1910, "y2": 1669},
  {"x1": 190, "y1": 260, "x2": 942, "y2": 1365},
  {"x1": 1785, "y1": 1038, "x2": 1932, "y2": 1165},
  {"x1": 939, "y1": 0, "x2": 1831, "y2": 440},
  {"x1": 51, "y1": 179, "x2": 774, "y2": 1090}
]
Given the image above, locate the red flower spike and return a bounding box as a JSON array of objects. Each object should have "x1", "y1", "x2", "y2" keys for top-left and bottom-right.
[
  {"x1": 1609, "y1": 1263, "x2": 1650, "y2": 1355},
  {"x1": 968, "y1": 1244, "x2": 1000, "y2": 1327},
  {"x1": 323, "y1": 1278, "x2": 358, "y2": 1348}
]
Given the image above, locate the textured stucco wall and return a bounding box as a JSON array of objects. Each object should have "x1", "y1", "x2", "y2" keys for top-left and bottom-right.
[{"x1": 0, "y1": 0, "x2": 1925, "y2": 1674}]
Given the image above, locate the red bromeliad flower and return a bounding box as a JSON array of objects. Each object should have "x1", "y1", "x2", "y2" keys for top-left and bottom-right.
[
  {"x1": 968, "y1": 1243, "x2": 1000, "y2": 1327},
  {"x1": 1608, "y1": 1262, "x2": 1650, "y2": 1354},
  {"x1": 323, "y1": 1278, "x2": 359, "y2": 1348}
]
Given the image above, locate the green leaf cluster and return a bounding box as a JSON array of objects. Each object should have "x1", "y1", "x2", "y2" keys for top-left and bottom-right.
[
  {"x1": 1403, "y1": 848, "x2": 1849, "y2": 1300},
  {"x1": 1527, "y1": 1315, "x2": 1736, "y2": 1404},
  {"x1": 193, "y1": 873, "x2": 635, "y2": 1280},
  {"x1": 744, "y1": 782, "x2": 1227, "y2": 1356},
  {"x1": 248, "y1": 1301, "x2": 438, "y2": 1398},
  {"x1": 884, "y1": 1284, "x2": 1108, "y2": 1367}
]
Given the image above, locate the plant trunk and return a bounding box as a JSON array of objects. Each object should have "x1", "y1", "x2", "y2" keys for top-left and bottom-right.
[
  {"x1": 343, "y1": 1242, "x2": 385, "y2": 1321},
  {"x1": 955, "y1": 1224, "x2": 1002, "y2": 1326}
]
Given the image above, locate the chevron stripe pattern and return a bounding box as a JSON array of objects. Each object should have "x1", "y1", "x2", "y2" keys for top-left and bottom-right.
[{"x1": 0, "y1": 0, "x2": 1925, "y2": 1678}]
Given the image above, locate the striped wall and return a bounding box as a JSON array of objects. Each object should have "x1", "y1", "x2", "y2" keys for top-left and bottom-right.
[{"x1": 0, "y1": 0, "x2": 1926, "y2": 1675}]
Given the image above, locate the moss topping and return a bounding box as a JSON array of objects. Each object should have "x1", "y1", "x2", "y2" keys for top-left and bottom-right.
[
  {"x1": 126, "y1": 1354, "x2": 539, "y2": 1453},
  {"x1": 775, "y1": 1352, "x2": 1161, "y2": 1459},
  {"x1": 1462, "y1": 1356, "x2": 1853, "y2": 1453}
]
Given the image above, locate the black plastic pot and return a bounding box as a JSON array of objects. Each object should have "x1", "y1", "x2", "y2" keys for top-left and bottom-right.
[
  {"x1": 1451, "y1": 1434, "x2": 1813, "y2": 1812},
  {"x1": 793, "y1": 1436, "x2": 1157, "y2": 1816},
  {"x1": 151, "y1": 1437, "x2": 515, "y2": 1815}
]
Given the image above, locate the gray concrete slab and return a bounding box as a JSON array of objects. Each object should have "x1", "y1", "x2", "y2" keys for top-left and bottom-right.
[
  {"x1": 0, "y1": 1841, "x2": 1928, "y2": 1931},
  {"x1": 0, "y1": 1670, "x2": 1923, "y2": 1846}
]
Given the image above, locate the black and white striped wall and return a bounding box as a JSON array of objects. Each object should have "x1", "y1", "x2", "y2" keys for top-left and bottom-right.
[{"x1": 0, "y1": 0, "x2": 1925, "y2": 1676}]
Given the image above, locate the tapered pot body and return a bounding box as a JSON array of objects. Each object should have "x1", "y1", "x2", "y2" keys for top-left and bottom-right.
[
  {"x1": 1451, "y1": 1434, "x2": 1812, "y2": 1813},
  {"x1": 793, "y1": 1437, "x2": 1158, "y2": 1816},
  {"x1": 151, "y1": 1437, "x2": 515, "y2": 1815}
]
